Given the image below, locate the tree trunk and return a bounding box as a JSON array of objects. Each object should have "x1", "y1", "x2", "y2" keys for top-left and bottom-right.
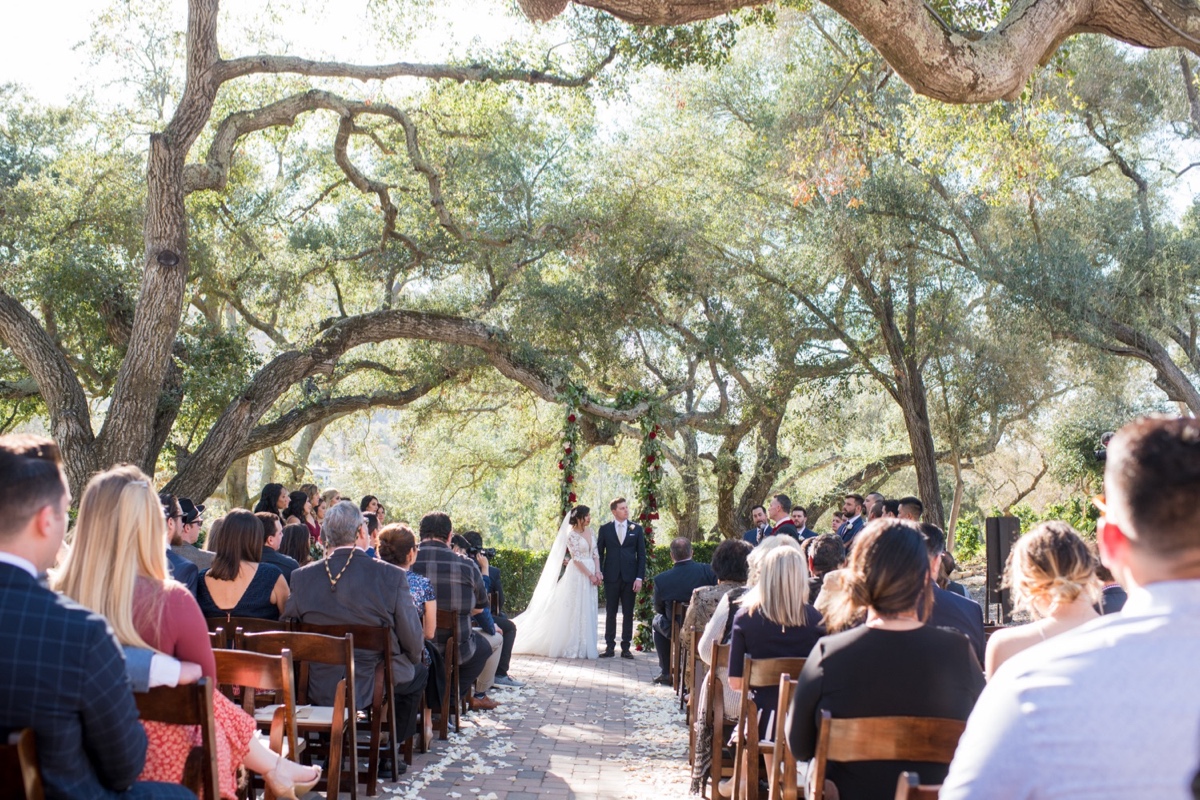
[
  {"x1": 675, "y1": 428, "x2": 702, "y2": 541},
  {"x1": 224, "y1": 455, "x2": 250, "y2": 509},
  {"x1": 735, "y1": 415, "x2": 789, "y2": 529},
  {"x1": 710, "y1": 437, "x2": 744, "y2": 539},
  {"x1": 291, "y1": 421, "x2": 328, "y2": 483},
  {"x1": 897, "y1": 372, "x2": 947, "y2": 529},
  {"x1": 260, "y1": 448, "x2": 277, "y2": 488}
]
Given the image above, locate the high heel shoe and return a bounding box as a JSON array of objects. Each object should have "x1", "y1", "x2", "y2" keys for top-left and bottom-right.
[{"x1": 263, "y1": 752, "x2": 321, "y2": 800}]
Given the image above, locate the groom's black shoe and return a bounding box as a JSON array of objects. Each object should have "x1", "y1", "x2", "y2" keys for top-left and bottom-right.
[
  {"x1": 599, "y1": 648, "x2": 615, "y2": 658},
  {"x1": 621, "y1": 649, "x2": 634, "y2": 659}
]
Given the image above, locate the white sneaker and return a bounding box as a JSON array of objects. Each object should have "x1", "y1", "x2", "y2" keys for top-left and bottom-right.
[{"x1": 492, "y1": 675, "x2": 524, "y2": 688}]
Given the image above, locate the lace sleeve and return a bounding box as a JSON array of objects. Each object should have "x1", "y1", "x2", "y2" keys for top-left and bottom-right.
[{"x1": 567, "y1": 531, "x2": 588, "y2": 562}]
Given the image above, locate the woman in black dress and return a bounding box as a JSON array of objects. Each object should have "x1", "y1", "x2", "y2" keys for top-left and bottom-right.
[{"x1": 787, "y1": 519, "x2": 984, "y2": 799}]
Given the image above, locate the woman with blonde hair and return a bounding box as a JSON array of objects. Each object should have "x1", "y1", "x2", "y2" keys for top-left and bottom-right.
[
  {"x1": 985, "y1": 521, "x2": 1101, "y2": 678},
  {"x1": 54, "y1": 465, "x2": 320, "y2": 799},
  {"x1": 787, "y1": 519, "x2": 984, "y2": 799}
]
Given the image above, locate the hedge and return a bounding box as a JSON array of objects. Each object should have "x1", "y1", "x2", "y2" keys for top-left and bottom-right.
[{"x1": 492, "y1": 540, "x2": 719, "y2": 652}]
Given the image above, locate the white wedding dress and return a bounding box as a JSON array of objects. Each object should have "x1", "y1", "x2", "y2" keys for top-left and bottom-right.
[{"x1": 512, "y1": 517, "x2": 600, "y2": 659}]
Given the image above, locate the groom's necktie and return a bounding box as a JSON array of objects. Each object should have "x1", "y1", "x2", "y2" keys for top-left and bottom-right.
[{"x1": 617, "y1": 522, "x2": 626, "y2": 545}]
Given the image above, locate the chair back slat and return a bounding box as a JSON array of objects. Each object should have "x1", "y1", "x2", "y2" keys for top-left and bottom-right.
[
  {"x1": 214, "y1": 648, "x2": 298, "y2": 760},
  {"x1": 821, "y1": 712, "x2": 966, "y2": 763},
  {"x1": 0, "y1": 728, "x2": 44, "y2": 800},
  {"x1": 769, "y1": 676, "x2": 800, "y2": 800},
  {"x1": 134, "y1": 679, "x2": 220, "y2": 800},
  {"x1": 745, "y1": 656, "x2": 807, "y2": 689}
]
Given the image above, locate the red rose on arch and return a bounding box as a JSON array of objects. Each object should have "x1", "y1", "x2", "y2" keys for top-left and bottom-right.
[
  {"x1": 646, "y1": 455, "x2": 655, "y2": 464},
  {"x1": 568, "y1": 492, "x2": 577, "y2": 503},
  {"x1": 558, "y1": 461, "x2": 564, "y2": 470},
  {"x1": 649, "y1": 431, "x2": 657, "y2": 439},
  {"x1": 568, "y1": 414, "x2": 577, "y2": 423},
  {"x1": 566, "y1": 474, "x2": 574, "y2": 484}
]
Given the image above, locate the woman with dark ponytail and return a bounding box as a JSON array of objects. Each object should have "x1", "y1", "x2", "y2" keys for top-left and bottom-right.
[{"x1": 786, "y1": 519, "x2": 985, "y2": 799}]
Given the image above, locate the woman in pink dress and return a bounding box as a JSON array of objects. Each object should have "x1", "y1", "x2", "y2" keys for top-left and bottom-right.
[{"x1": 55, "y1": 465, "x2": 320, "y2": 800}]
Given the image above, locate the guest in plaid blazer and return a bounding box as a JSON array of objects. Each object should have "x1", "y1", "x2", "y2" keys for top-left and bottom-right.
[
  {"x1": 412, "y1": 512, "x2": 499, "y2": 711},
  {"x1": 0, "y1": 434, "x2": 193, "y2": 800}
]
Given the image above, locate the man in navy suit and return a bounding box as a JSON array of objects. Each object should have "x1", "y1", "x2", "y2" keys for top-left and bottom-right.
[
  {"x1": 0, "y1": 434, "x2": 193, "y2": 800},
  {"x1": 920, "y1": 522, "x2": 985, "y2": 665},
  {"x1": 596, "y1": 497, "x2": 647, "y2": 659},
  {"x1": 160, "y1": 492, "x2": 198, "y2": 596},
  {"x1": 742, "y1": 505, "x2": 770, "y2": 545},
  {"x1": 837, "y1": 493, "x2": 866, "y2": 548},
  {"x1": 790, "y1": 505, "x2": 817, "y2": 540},
  {"x1": 651, "y1": 538, "x2": 716, "y2": 683}
]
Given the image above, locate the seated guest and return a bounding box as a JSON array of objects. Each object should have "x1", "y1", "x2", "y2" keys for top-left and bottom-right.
[
  {"x1": 788, "y1": 519, "x2": 985, "y2": 799},
  {"x1": 160, "y1": 492, "x2": 198, "y2": 596},
  {"x1": 922, "y1": 523, "x2": 986, "y2": 666},
  {"x1": 984, "y1": 521, "x2": 1099, "y2": 678},
  {"x1": 897, "y1": 495, "x2": 924, "y2": 522},
  {"x1": 1097, "y1": 562, "x2": 1127, "y2": 614},
  {"x1": 171, "y1": 497, "x2": 213, "y2": 570},
  {"x1": 256, "y1": 511, "x2": 299, "y2": 584},
  {"x1": 253, "y1": 482, "x2": 287, "y2": 523},
  {"x1": 724, "y1": 547, "x2": 825, "y2": 797},
  {"x1": 463, "y1": 530, "x2": 524, "y2": 688},
  {"x1": 279, "y1": 523, "x2": 314, "y2": 568},
  {"x1": 283, "y1": 490, "x2": 309, "y2": 528},
  {"x1": 197, "y1": 509, "x2": 287, "y2": 621},
  {"x1": 807, "y1": 533, "x2": 846, "y2": 603},
  {"x1": 692, "y1": 535, "x2": 798, "y2": 794},
  {"x1": 204, "y1": 516, "x2": 224, "y2": 554},
  {"x1": 683, "y1": 538, "x2": 752, "y2": 690},
  {"x1": 0, "y1": 435, "x2": 195, "y2": 800},
  {"x1": 412, "y1": 511, "x2": 499, "y2": 710},
  {"x1": 938, "y1": 551, "x2": 970, "y2": 597},
  {"x1": 652, "y1": 537, "x2": 718, "y2": 685},
  {"x1": 378, "y1": 524, "x2": 437, "y2": 641},
  {"x1": 943, "y1": 417, "x2": 1200, "y2": 798},
  {"x1": 450, "y1": 534, "x2": 504, "y2": 695},
  {"x1": 363, "y1": 512, "x2": 380, "y2": 558},
  {"x1": 57, "y1": 465, "x2": 320, "y2": 799},
  {"x1": 284, "y1": 502, "x2": 428, "y2": 759}
]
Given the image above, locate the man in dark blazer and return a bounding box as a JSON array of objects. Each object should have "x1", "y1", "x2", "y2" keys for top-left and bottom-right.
[
  {"x1": 0, "y1": 435, "x2": 193, "y2": 800},
  {"x1": 837, "y1": 493, "x2": 866, "y2": 548},
  {"x1": 257, "y1": 511, "x2": 300, "y2": 583},
  {"x1": 921, "y1": 523, "x2": 985, "y2": 665},
  {"x1": 651, "y1": 537, "x2": 717, "y2": 683},
  {"x1": 767, "y1": 493, "x2": 800, "y2": 540},
  {"x1": 284, "y1": 501, "x2": 428, "y2": 748},
  {"x1": 596, "y1": 497, "x2": 647, "y2": 658},
  {"x1": 742, "y1": 504, "x2": 770, "y2": 545},
  {"x1": 160, "y1": 492, "x2": 198, "y2": 595}
]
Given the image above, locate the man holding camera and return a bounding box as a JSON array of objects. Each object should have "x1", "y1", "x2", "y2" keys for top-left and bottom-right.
[{"x1": 463, "y1": 531, "x2": 523, "y2": 688}]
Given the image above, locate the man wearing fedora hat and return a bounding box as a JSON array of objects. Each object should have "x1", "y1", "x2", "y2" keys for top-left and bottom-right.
[{"x1": 171, "y1": 497, "x2": 214, "y2": 570}]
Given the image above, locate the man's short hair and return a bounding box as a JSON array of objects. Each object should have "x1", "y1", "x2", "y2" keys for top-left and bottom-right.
[
  {"x1": 462, "y1": 531, "x2": 484, "y2": 549},
  {"x1": 610, "y1": 497, "x2": 627, "y2": 511},
  {"x1": 883, "y1": 499, "x2": 901, "y2": 516},
  {"x1": 920, "y1": 522, "x2": 947, "y2": 557},
  {"x1": 1107, "y1": 416, "x2": 1200, "y2": 556},
  {"x1": 255, "y1": 511, "x2": 280, "y2": 542},
  {"x1": 419, "y1": 511, "x2": 453, "y2": 541},
  {"x1": 898, "y1": 496, "x2": 924, "y2": 516},
  {"x1": 792, "y1": 505, "x2": 807, "y2": 516},
  {"x1": 324, "y1": 500, "x2": 364, "y2": 547},
  {"x1": 751, "y1": 504, "x2": 766, "y2": 515},
  {"x1": 866, "y1": 492, "x2": 885, "y2": 503},
  {"x1": 867, "y1": 501, "x2": 885, "y2": 520},
  {"x1": 0, "y1": 435, "x2": 66, "y2": 540},
  {"x1": 773, "y1": 493, "x2": 792, "y2": 513},
  {"x1": 845, "y1": 493, "x2": 865, "y2": 506},
  {"x1": 810, "y1": 533, "x2": 846, "y2": 577},
  {"x1": 669, "y1": 537, "x2": 693, "y2": 561}
]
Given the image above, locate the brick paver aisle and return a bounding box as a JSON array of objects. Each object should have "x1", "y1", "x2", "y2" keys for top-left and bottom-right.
[{"x1": 350, "y1": 616, "x2": 694, "y2": 800}]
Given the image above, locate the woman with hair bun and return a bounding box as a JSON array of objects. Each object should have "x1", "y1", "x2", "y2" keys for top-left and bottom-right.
[
  {"x1": 787, "y1": 519, "x2": 985, "y2": 799},
  {"x1": 985, "y1": 521, "x2": 1100, "y2": 678}
]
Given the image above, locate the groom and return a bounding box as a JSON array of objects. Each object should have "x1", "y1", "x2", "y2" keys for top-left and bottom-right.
[{"x1": 597, "y1": 497, "x2": 647, "y2": 659}]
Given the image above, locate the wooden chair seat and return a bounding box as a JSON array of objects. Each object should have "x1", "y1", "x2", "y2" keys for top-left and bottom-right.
[
  {"x1": 807, "y1": 711, "x2": 967, "y2": 800},
  {"x1": 0, "y1": 728, "x2": 44, "y2": 800},
  {"x1": 731, "y1": 655, "x2": 807, "y2": 800},
  {"x1": 134, "y1": 679, "x2": 220, "y2": 800},
  {"x1": 895, "y1": 772, "x2": 941, "y2": 800}
]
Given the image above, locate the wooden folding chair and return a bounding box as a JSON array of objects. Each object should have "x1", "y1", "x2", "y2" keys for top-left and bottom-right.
[
  {"x1": 214, "y1": 647, "x2": 299, "y2": 787},
  {"x1": 434, "y1": 608, "x2": 462, "y2": 738},
  {"x1": 768, "y1": 676, "x2": 800, "y2": 800},
  {"x1": 296, "y1": 622, "x2": 400, "y2": 796},
  {"x1": 134, "y1": 679, "x2": 221, "y2": 800},
  {"x1": 205, "y1": 615, "x2": 289, "y2": 648},
  {"x1": 707, "y1": 641, "x2": 736, "y2": 798},
  {"x1": 241, "y1": 630, "x2": 359, "y2": 800},
  {"x1": 807, "y1": 711, "x2": 967, "y2": 800},
  {"x1": 670, "y1": 600, "x2": 689, "y2": 693},
  {"x1": 895, "y1": 772, "x2": 941, "y2": 800},
  {"x1": 208, "y1": 626, "x2": 226, "y2": 651},
  {"x1": 0, "y1": 728, "x2": 44, "y2": 800},
  {"x1": 730, "y1": 656, "x2": 807, "y2": 800},
  {"x1": 686, "y1": 623, "x2": 703, "y2": 763}
]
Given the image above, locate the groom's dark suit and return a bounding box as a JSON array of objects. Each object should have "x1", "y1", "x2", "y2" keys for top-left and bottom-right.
[{"x1": 597, "y1": 519, "x2": 647, "y2": 653}]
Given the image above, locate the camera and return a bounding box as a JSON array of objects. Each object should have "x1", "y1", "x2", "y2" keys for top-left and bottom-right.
[
  {"x1": 1094, "y1": 431, "x2": 1115, "y2": 463},
  {"x1": 469, "y1": 546, "x2": 497, "y2": 560}
]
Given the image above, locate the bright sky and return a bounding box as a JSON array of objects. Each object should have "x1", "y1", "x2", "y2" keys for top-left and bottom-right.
[{"x1": 0, "y1": 0, "x2": 526, "y2": 104}]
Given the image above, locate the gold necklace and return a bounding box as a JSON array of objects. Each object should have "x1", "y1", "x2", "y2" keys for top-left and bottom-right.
[{"x1": 325, "y1": 547, "x2": 356, "y2": 591}]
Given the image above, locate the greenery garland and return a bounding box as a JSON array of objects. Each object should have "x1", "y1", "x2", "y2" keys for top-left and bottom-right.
[
  {"x1": 633, "y1": 415, "x2": 664, "y2": 651},
  {"x1": 558, "y1": 405, "x2": 581, "y2": 517}
]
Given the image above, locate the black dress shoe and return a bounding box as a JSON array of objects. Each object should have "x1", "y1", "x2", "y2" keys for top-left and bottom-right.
[
  {"x1": 652, "y1": 673, "x2": 671, "y2": 685},
  {"x1": 621, "y1": 649, "x2": 634, "y2": 659},
  {"x1": 599, "y1": 648, "x2": 615, "y2": 658}
]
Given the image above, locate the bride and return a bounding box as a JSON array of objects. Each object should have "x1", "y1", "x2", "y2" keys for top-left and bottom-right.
[{"x1": 512, "y1": 505, "x2": 600, "y2": 659}]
